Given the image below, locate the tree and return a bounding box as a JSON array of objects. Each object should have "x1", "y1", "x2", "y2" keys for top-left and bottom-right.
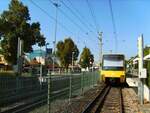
[
  {"x1": 0, "y1": 0, "x2": 45, "y2": 64},
  {"x1": 56, "y1": 38, "x2": 79, "y2": 70},
  {"x1": 79, "y1": 47, "x2": 94, "y2": 68},
  {"x1": 144, "y1": 46, "x2": 150, "y2": 56}
]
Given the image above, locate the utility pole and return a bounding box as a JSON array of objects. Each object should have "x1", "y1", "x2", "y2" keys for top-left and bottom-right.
[
  {"x1": 47, "y1": 70, "x2": 51, "y2": 113},
  {"x1": 138, "y1": 34, "x2": 146, "y2": 105},
  {"x1": 17, "y1": 37, "x2": 23, "y2": 76},
  {"x1": 52, "y1": 1, "x2": 60, "y2": 74},
  {"x1": 98, "y1": 32, "x2": 103, "y2": 69}
]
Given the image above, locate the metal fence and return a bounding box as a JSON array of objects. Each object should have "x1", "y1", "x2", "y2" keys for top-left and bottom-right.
[{"x1": 0, "y1": 71, "x2": 100, "y2": 113}]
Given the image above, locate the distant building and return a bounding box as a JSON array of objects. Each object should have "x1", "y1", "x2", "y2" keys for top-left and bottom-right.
[
  {"x1": 26, "y1": 50, "x2": 46, "y2": 65},
  {"x1": 25, "y1": 49, "x2": 60, "y2": 67},
  {"x1": 0, "y1": 44, "x2": 8, "y2": 70},
  {"x1": 0, "y1": 54, "x2": 8, "y2": 69}
]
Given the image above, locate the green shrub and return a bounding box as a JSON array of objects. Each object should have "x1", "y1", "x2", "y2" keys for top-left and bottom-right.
[
  {"x1": 0, "y1": 71, "x2": 17, "y2": 76},
  {"x1": 146, "y1": 61, "x2": 150, "y2": 87}
]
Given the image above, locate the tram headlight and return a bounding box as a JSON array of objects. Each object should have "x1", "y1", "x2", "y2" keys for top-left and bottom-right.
[
  {"x1": 101, "y1": 74, "x2": 105, "y2": 81},
  {"x1": 120, "y1": 75, "x2": 125, "y2": 82},
  {"x1": 121, "y1": 75, "x2": 124, "y2": 78}
]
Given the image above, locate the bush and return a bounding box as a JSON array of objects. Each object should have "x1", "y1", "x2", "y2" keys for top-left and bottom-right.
[
  {"x1": 146, "y1": 61, "x2": 150, "y2": 87},
  {"x1": 0, "y1": 71, "x2": 17, "y2": 76}
]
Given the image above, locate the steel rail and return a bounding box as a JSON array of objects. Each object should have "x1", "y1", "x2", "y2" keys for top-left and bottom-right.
[
  {"x1": 82, "y1": 85, "x2": 124, "y2": 113},
  {"x1": 82, "y1": 85, "x2": 111, "y2": 113}
]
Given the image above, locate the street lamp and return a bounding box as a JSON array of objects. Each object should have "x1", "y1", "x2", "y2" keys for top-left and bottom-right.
[
  {"x1": 52, "y1": 1, "x2": 60, "y2": 75},
  {"x1": 45, "y1": 43, "x2": 49, "y2": 73},
  {"x1": 52, "y1": 41, "x2": 55, "y2": 74},
  {"x1": 72, "y1": 51, "x2": 75, "y2": 73}
]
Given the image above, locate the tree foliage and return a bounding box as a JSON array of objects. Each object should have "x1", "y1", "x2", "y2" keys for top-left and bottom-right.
[
  {"x1": 56, "y1": 38, "x2": 79, "y2": 69},
  {"x1": 0, "y1": 0, "x2": 45, "y2": 64},
  {"x1": 144, "y1": 46, "x2": 150, "y2": 56},
  {"x1": 79, "y1": 47, "x2": 94, "y2": 68}
]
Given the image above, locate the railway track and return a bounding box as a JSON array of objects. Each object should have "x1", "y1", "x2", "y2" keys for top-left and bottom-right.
[{"x1": 82, "y1": 85, "x2": 124, "y2": 113}]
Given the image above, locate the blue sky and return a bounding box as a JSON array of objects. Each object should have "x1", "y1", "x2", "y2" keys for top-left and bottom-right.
[{"x1": 1, "y1": 0, "x2": 150, "y2": 62}]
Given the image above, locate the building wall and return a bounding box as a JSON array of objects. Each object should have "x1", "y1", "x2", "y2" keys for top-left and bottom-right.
[{"x1": 0, "y1": 55, "x2": 7, "y2": 65}]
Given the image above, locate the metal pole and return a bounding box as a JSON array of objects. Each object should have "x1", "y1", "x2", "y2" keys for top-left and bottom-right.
[
  {"x1": 45, "y1": 43, "x2": 49, "y2": 76},
  {"x1": 82, "y1": 72, "x2": 84, "y2": 95},
  {"x1": 138, "y1": 34, "x2": 144, "y2": 105},
  {"x1": 92, "y1": 66, "x2": 94, "y2": 87},
  {"x1": 52, "y1": 1, "x2": 60, "y2": 74},
  {"x1": 81, "y1": 72, "x2": 83, "y2": 95},
  {"x1": 52, "y1": 41, "x2": 55, "y2": 75},
  {"x1": 69, "y1": 74, "x2": 72, "y2": 104},
  {"x1": 17, "y1": 37, "x2": 23, "y2": 76},
  {"x1": 72, "y1": 52, "x2": 74, "y2": 73},
  {"x1": 47, "y1": 70, "x2": 51, "y2": 113},
  {"x1": 98, "y1": 32, "x2": 103, "y2": 69},
  {"x1": 17, "y1": 37, "x2": 20, "y2": 75},
  {"x1": 40, "y1": 46, "x2": 42, "y2": 85}
]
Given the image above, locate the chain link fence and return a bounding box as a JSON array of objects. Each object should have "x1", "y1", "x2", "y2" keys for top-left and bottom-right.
[{"x1": 0, "y1": 71, "x2": 99, "y2": 113}]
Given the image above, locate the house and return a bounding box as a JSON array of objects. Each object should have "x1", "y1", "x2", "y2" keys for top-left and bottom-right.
[
  {"x1": 0, "y1": 46, "x2": 9, "y2": 70},
  {"x1": 24, "y1": 49, "x2": 60, "y2": 70}
]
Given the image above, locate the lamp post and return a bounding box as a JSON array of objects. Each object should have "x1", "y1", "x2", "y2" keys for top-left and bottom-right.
[
  {"x1": 98, "y1": 32, "x2": 103, "y2": 69},
  {"x1": 45, "y1": 43, "x2": 49, "y2": 75},
  {"x1": 52, "y1": 41, "x2": 56, "y2": 74},
  {"x1": 39, "y1": 46, "x2": 42, "y2": 86},
  {"x1": 52, "y1": 1, "x2": 60, "y2": 75},
  {"x1": 45, "y1": 43, "x2": 49, "y2": 63},
  {"x1": 72, "y1": 51, "x2": 75, "y2": 73}
]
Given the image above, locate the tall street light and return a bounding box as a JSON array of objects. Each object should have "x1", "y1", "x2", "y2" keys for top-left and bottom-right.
[
  {"x1": 72, "y1": 51, "x2": 75, "y2": 73},
  {"x1": 98, "y1": 32, "x2": 103, "y2": 69},
  {"x1": 52, "y1": 1, "x2": 60, "y2": 74},
  {"x1": 45, "y1": 43, "x2": 49, "y2": 73}
]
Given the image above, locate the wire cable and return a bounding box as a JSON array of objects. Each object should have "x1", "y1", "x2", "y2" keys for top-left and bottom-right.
[
  {"x1": 30, "y1": 0, "x2": 97, "y2": 53},
  {"x1": 86, "y1": 0, "x2": 100, "y2": 33},
  {"x1": 61, "y1": 0, "x2": 96, "y2": 36},
  {"x1": 49, "y1": 0, "x2": 87, "y2": 33},
  {"x1": 109, "y1": 0, "x2": 118, "y2": 52},
  {"x1": 49, "y1": 0, "x2": 97, "y2": 43},
  {"x1": 29, "y1": 0, "x2": 74, "y2": 35}
]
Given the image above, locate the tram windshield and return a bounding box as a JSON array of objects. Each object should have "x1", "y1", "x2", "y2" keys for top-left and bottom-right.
[{"x1": 102, "y1": 55, "x2": 124, "y2": 70}]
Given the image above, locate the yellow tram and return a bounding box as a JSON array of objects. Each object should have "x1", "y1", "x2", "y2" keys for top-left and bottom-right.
[{"x1": 100, "y1": 54, "x2": 126, "y2": 83}]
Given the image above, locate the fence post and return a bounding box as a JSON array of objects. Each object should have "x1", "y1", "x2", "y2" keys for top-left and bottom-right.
[
  {"x1": 16, "y1": 76, "x2": 19, "y2": 94},
  {"x1": 94, "y1": 71, "x2": 96, "y2": 85},
  {"x1": 92, "y1": 71, "x2": 94, "y2": 87},
  {"x1": 81, "y1": 72, "x2": 83, "y2": 95},
  {"x1": 82, "y1": 72, "x2": 85, "y2": 95},
  {"x1": 47, "y1": 70, "x2": 51, "y2": 113},
  {"x1": 69, "y1": 74, "x2": 72, "y2": 104}
]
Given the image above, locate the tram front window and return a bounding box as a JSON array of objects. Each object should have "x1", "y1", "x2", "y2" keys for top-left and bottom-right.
[{"x1": 102, "y1": 55, "x2": 124, "y2": 71}]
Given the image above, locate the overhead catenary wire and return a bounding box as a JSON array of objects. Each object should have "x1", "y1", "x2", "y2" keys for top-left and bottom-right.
[
  {"x1": 86, "y1": 0, "x2": 100, "y2": 33},
  {"x1": 49, "y1": 0, "x2": 88, "y2": 34},
  {"x1": 67, "y1": 0, "x2": 95, "y2": 29},
  {"x1": 29, "y1": 0, "x2": 89, "y2": 51},
  {"x1": 29, "y1": 0, "x2": 74, "y2": 36},
  {"x1": 29, "y1": 0, "x2": 88, "y2": 41},
  {"x1": 67, "y1": 0, "x2": 98, "y2": 38},
  {"x1": 62, "y1": 0, "x2": 100, "y2": 58},
  {"x1": 29, "y1": 0, "x2": 98, "y2": 55},
  {"x1": 49, "y1": 0, "x2": 97, "y2": 43},
  {"x1": 85, "y1": 0, "x2": 103, "y2": 62},
  {"x1": 61, "y1": 0, "x2": 97, "y2": 37},
  {"x1": 109, "y1": 0, "x2": 118, "y2": 53}
]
